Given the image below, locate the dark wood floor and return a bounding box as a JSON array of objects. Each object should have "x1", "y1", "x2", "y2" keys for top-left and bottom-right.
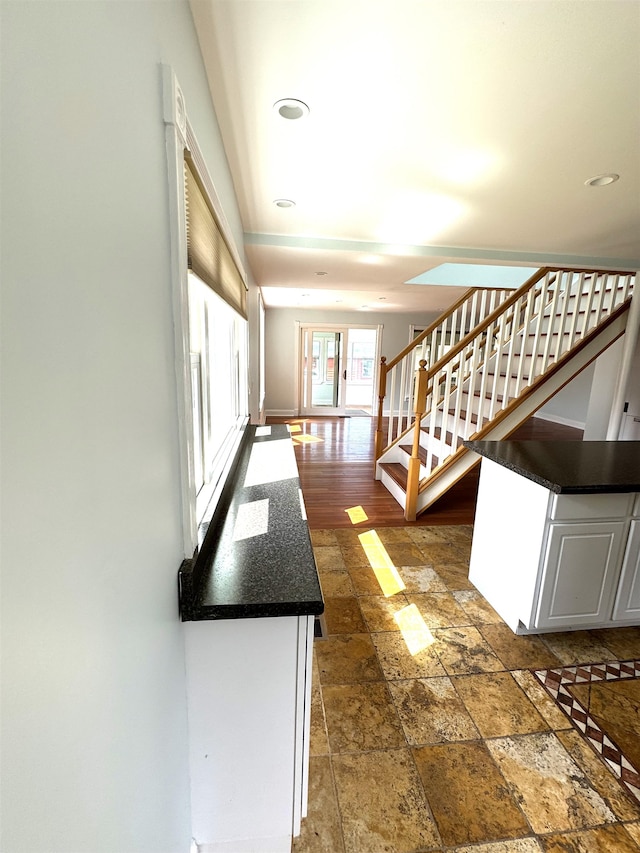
[{"x1": 267, "y1": 415, "x2": 583, "y2": 529}]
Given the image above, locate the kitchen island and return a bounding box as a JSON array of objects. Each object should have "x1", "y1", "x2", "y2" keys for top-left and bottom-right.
[
  {"x1": 179, "y1": 424, "x2": 323, "y2": 853},
  {"x1": 464, "y1": 440, "x2": 640, "y2": 635}
]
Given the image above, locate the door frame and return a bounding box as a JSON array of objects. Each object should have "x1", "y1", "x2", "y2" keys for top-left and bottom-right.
[{"x1": 296, "y1": 323, "x2": 383, "y2": 416}]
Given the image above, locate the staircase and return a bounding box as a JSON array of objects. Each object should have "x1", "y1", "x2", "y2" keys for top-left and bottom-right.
[{"x1": 374, "y1": 267, "x2": 636, "y2": 520}]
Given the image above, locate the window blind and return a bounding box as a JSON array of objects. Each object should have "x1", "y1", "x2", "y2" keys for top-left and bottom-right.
[{"x1": 184, "y1": 157, "x2": 247, "y2": 320}]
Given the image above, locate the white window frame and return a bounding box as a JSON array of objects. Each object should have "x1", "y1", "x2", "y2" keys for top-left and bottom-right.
[
  {"x1": 162, "y1": 65, "x2": 248, "y2": 556},
  {"x1": 188, "y1": 275, "x2": 248, "y2": 523}
]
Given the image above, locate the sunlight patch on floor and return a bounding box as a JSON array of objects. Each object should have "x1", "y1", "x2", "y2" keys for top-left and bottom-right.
[
  {"x1": 345, "y1": 505, "x2": 368, "y2": 524},
  {"x1": 292, "y1": 434, "x2": 324, "y2": 444},
  {"x1": 394, "y1": 603, "x2": 435, "y2": 655},
  {"x1": 358, "y1": 529, "x2": 406, "y2": 597}
]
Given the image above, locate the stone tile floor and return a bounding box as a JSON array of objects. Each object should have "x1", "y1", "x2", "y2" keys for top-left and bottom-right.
[{"x1": 294, "y1": 524, "x2": 640, "y2": 853}]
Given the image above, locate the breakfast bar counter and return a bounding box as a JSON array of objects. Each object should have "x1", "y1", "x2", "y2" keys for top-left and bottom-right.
[{"x1": 463, "y1": 440, "x2": 640, "y2": 635}]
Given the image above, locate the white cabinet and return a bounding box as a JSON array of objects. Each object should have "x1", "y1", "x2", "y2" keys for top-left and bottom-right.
[
  {"x1": 184, "y1": 614, "x2": 314, "y2": 853},
  {"x1": 613, "y1": 519, "x2": 640, "y2": 621},
  {"x1": 535, "y1": 521, "x2": 626, "y2": 629},
  {"x1": 469, "y1": 457, "x2": 640, "y2": 634}
]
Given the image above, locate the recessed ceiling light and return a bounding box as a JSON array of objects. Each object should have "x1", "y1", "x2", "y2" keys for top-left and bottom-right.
[
  {"x1": 273, "y1": 99, "x2": 310, "y2": 120},
  {"x1": 584, "y1": 173, "x2": 620, "y2": 187},
  {"x1": 273, "y1": 199, "x2": 296, "y2": 208}
]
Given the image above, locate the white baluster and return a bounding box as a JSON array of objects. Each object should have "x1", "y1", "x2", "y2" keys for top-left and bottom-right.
[
  {"x1": 566, "y1": 272, "x2": 586, "y2": 349},
  {"x1": 553, "y1": 271, "x2": 572, "y2": 363}
]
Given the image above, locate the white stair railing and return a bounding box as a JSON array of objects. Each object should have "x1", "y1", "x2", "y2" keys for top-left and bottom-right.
[
  {"x1": 374, "y1": 287, "x2": 512, "y2": 461},
  {"x1": 418, "y1": 268, "x2": 633, "y2": 487},
  {"x1": 375, "y1": 266, "x2": 635, "y2": 520}
]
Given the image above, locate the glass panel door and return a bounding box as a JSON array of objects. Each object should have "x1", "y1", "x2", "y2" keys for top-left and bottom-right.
[
  {"x1": 311, "y1": 331, "x2": 341, "y2": 408},
  {"x1": 301, "y1": 328, "x2": 345, "y2": 415},
  {"x1": 299, "y1": 325, "x2": 380, "y2": 416},
  {"x1": 344, "y1": 328, "x2": 377, "y2": 413}
]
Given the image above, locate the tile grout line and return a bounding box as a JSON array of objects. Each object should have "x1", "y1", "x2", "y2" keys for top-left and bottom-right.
[
  {"x1": 323, "y1": 541, "x2": 541, "y2": 851},
  {"x1": 308, "y1": 527, "x2": 640, "y2": 852}
]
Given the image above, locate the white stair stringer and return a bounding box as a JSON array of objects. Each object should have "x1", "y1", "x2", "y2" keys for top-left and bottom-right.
[
  {"x1": 378, "y1": 464, "x2": 410, "y2": 507},
  {"x1": 413, "y1": 311, "x2": 628, "y2": 515}
]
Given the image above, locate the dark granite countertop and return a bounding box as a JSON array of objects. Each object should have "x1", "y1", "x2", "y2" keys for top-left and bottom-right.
[
  {"x1": 179, "y1": 424, "x2": 324, "y2": 621},
  {"x1": 463, "y1": 440, "x2": 640, "y2": 494}
]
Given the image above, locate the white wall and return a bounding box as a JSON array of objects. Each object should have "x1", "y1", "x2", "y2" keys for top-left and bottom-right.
[
  {"x1": 583, "y1": 338, "x2": 625, "y2": 439},
  {"x1": 264, "y1": 307, "x2": 440, "y2": 413},
  {"x1": 537, "y1": 332, "x2": 640, "y2": 434},
  {"x1": 0, "y1": 3, "x2": 248, "y2": 851},
  {"x1": 536, "y1": 362, "x2": 596, "y2": 430}
]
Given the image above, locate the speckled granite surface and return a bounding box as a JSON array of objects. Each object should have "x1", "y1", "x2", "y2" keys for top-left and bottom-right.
[
  {"x1": 180, "y1": 424, "x2": 324, "y2": 621},
  {"x1": 464, "y1": 440, "x2": 640, "y2": 494}
]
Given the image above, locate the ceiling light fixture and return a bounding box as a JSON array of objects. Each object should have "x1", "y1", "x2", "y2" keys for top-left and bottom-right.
[
  {"x1": 584, "y1": 173, "x2": 620, "y2": 187},
  {"x1": 315, "y1": 271, "x2": 328, "y2": 276},
  {"x1": 273, "y1": 98, "x2": 310, "y2": 120},
  {"x1": 273, "y1": 199, "x2": 295, "y2": 208}
]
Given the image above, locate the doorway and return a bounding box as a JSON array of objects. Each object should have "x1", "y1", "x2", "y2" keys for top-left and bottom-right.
[{"x1": 298, "y1": 324, "x2": 381, "y2": 416}]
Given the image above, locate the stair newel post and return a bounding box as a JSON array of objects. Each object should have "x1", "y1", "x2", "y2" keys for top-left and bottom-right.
[
  {"x1": 374, "y1": 357, "x2": 388, "y2": 472},
  {"x1": 405, "y1": 360, "x2": 428, "y2": 522}
]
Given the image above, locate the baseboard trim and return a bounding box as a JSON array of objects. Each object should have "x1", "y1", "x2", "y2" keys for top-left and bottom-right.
[
  {"x1": 265, "y1": 408, "x2": 586, "y2": 431},
  {"x1": 264, "y1": 409, "x2": 298, "y2": 418},
  {"x1": 196, "y1": 835, "x2": 291, "y2": 853},
  {"x1": 533, "y1": 412, "x2": 585, "y2": 430}
]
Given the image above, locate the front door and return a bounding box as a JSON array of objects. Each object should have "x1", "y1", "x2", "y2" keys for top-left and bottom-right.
[{"x1": 299, "y1": 325, "x2": 380, "y2": 416}]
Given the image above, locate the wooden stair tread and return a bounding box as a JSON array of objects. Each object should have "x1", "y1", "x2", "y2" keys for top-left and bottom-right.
[
  {"x1": 487, "y1": 370, "x2": 535, "y2": 380},
  {"x1": 399, "y1": 441, "x2": 462, "y2": 464},
  {"x1": 472, "y1": 390, "x2": 506, "y2": 403},
  {"x1": 419, "y1": 425, "x2": 454, "y2": 443},
  {"x1": 399, "y1": 444, "x2": 427, "y2": 464},
  {"x1": 449, "y1": 409, "x2": 489, "y2": 427},
  {"x1": 379, "y1": 462, "x2": 408, "y2": 491},
  {"x1": 526, "y1": 330, "x2": 583, "y2": 338},
  {"x1": 398, "y1": 444, "x2": 443, "y2": 465}
]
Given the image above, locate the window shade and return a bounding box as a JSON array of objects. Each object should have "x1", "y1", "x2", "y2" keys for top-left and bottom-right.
[{"x1": 184, "y1": 157, "x2": 247, "y2": 319}]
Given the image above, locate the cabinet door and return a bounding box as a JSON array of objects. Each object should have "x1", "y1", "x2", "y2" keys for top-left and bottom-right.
[
  {"x1": 612, "y1": 519, "x2": 640, "y2": 622},
  {"x1": 535, "y1": 521, "x2": 626, "y2": 629}
]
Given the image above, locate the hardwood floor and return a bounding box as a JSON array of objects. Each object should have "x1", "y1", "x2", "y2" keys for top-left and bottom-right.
[{"x1": 267, "y1": 414, "x2": 583, "y2": 529}]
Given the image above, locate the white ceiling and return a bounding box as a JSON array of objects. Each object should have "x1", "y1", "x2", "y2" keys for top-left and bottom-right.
[{"x1": 189, "y1": 0, "x2": 640, "y2": 313}]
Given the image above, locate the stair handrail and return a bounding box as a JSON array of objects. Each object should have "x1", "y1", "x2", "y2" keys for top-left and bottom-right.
[
  {"x1": 385, "y1": 288, "x2": 478, "y2": 372},
  {"x1": 421, "y1": 268, "x2": 550, "y2": 390},
  {"x1": 374, "y1": 288, "x2": 476, "y2": 460},
  {"x1": 425, "y1": 272, "x2": 556, "y2": 406},
  {"x1": 422, "y1": 267, "x2": 634, "y2": 415},
  {"x1": 374, "y1": 286, "x2": 513, "y2": 462},
  {"x1": 377, "y1": 272, "x2": 549, "y2": 521},
  {"x1": 414, "y1": 295, "x2": 634, "y2": 502},
  {"x1": 402, "y1": 268, "x2": 634, "y2": 518},
  {"x1": 378, "y1": 270, "x2": 551, "y2": 465}
]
